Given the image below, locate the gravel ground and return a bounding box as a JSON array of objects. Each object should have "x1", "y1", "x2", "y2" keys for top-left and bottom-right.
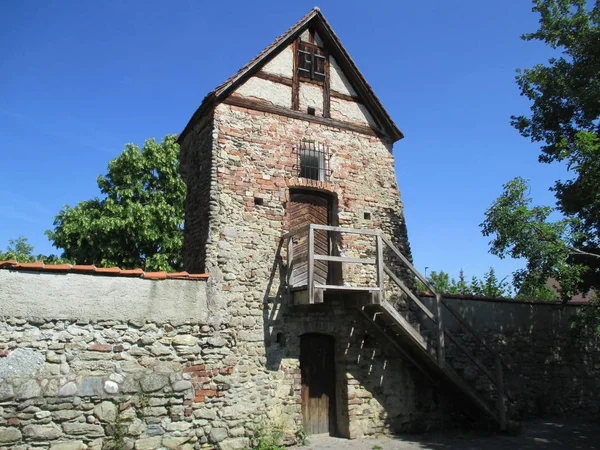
[{"x1": 290, "y1": 420, "x2": 600, "y2": 450}]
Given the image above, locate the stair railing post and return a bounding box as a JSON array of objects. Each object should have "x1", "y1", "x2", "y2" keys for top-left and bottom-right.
[
  {"x1": 495, "y1": 356, "x2": 507, "y2": 431},
  {"x1": 308, "y1": 225, "x2": 315, "y2": 304},
  {"x1": 286, "y1": 235, "x2": 293, "y2": 301},
  {"x1": 375, "y1": 234, "x2": 384, "y2": 304},
  {"x1": 435, "y1": 293, "x2": 445, "y2": 367}
]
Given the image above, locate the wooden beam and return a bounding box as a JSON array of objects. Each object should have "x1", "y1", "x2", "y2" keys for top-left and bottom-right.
[
  {"x1": 356, "y1": 308, "x2": 438, "y2": 385},
  {"x1": 256, "y1": 71, "x2": 293, "y2": 87},
  {"x1": 307, "y1": 226, "x2": 315, "y2": 304},
  {"x1": 496, "y1": 357, "x2": 507, "y2": 431},
  {"x1": 314, "y1": 284, "x2": 380, "y2": 292},
  {"x1": 323, "y1": 50, "x2": 331, "y2": 118},
  {"x1": 375, "y1": 235, "x2": 384, "y2": 305},
  {"x1": 223, "y1": 96, "x2": 381, "y2": 138},
  {"x1": 292, "y1": 38, "x2": 300, "y2": 110},
  {"x1": 309, "y1": 224, "x2": 381, "y2": 236},
  {"x1": 379, "y1": 301, "x2": 428, "y2": 349},
  {"x1": 436, "y1": 293, "x2": 445, "y2": 367},
  {"x1": 383, "y1": 265, "x2": 435, "y2": 322},
  {"x1": 313, "y1": 255, "x2": 376, "y2": 264},
  {"x1": 331, "y1": 90, "x2": 362, "y2": 103}
]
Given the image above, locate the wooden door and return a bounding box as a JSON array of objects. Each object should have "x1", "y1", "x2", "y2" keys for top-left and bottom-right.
[
  {"x1": 288, "y1": 191, "x2": 330, "y2": 288},
  {"x1": 300, "y1": 334, "x2": 336, "y2": 435}
]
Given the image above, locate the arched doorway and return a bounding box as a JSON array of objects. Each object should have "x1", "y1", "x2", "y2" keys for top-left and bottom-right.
[{"x1": 300, "y1": 333, "x2": 337, "y2": 435}]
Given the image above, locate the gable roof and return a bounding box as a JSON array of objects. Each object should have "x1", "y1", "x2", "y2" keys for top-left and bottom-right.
[{"x1": 178, "y1": 7, "x2": 403, "y2": 144}]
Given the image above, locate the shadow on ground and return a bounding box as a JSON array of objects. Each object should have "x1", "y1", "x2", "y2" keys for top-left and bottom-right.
[{"x1": 290, "y1": 420, "x2": 600, "y2": 450}]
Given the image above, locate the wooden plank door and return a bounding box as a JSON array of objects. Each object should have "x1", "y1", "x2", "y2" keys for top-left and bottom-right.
[
  {"x1": 288, "y1": 191, "x2": 330, "y2": 288},
  {"x1": 300, "y1": 334, "x2": 336, "y2": 435}
]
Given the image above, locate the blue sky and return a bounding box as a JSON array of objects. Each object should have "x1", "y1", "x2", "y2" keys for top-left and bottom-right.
[{"x1": 0, "y1": 1, "x2": 568, "y2": 283}]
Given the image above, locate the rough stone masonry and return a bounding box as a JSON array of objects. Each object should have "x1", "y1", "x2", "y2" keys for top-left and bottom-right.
[{"x1": 2, "y1": 6, "x2": 599, "y2": 450}]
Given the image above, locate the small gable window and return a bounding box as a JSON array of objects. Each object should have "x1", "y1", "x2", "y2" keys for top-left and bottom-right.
[
  {"x1": 294, "y1": 140, "x2": 331, "y2": 181},
  {"x1": 297, "y1": 42, "x2": 326, "y2": 82}
]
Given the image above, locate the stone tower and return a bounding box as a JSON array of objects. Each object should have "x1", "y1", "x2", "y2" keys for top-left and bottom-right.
[{"x1": 177, "y1": 8, "x2": 439, "y2": 440}]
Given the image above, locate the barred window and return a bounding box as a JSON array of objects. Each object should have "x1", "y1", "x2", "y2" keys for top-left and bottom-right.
[{"x1": 293, "y1": 141, "x2": 331, "y2": 181}]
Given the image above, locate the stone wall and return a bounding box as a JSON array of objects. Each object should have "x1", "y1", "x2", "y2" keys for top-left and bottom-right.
[
  {"x1": 420, "y1": 295, "x2": 600, "y2": 421},
  {"x1": 181, "y1": 116, "x2": 216, "y2": 274},
  {"x1": 0, "y1": 271, "x2": 256, "y2": 450}
]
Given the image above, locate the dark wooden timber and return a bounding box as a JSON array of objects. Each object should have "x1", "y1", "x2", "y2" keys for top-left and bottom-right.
[
  {"x1": 323, "y1": 49, "x2": 331, "y2": 118},
  {"x1": 292, "y1": 38, "x2": 300, "y2": 110},
  {"x1": 223, "y1": 96, "x2": 381, "y2": 138},
  {"x1": 256, "y1": 71, "x2": 293, "y2": 87},
  {"x1": 331, "y1": 90, "x2": 361, "y2": 103}
]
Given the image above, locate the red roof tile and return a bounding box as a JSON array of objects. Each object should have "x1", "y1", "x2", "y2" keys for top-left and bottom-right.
[
  {"x1": 143, "y1": 271, "x2": 167, "y2": 280},
  {"x1": 121, "y1": 268, "x2": 145, "y2": 276},
  {"x1": 16, "y1": 262, "x2": 45, "y2": 270},
  {"x1": 43, "y1": 264, "x2": 72, "y2": 272},
  {"x1": 0, "y1": 260, "x2": 208, "y2": 281},
  {"x1": 72, "y1": 265, "x2": 96, "y2": 272},
  {"x1": 95, "y1": 267, "x2": 121, "y2": 274}
]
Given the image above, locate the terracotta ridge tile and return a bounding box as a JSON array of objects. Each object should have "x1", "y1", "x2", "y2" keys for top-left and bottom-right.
[
  {"x1": 120, "y1": 268, "x2": 145, "y2": 276},
  {"x1": 187, "y1": 274, "x2": 210, "y2": 280},
  {"x1": 71, "y1": 265, "x2": 97, "y2": 272},
  {"x1": 0, "y1": 261, "x2": 209, "y2": 281},
  {"x1": 143, "y1": 271, "x2": 167, "y2": 280},
  {"x1": 15, "y1": 261, "x2": 45, "y2": 269},
  {"x1": 166, "y1": 271, "x2": 190, "y2": 279},
  {"x1": 44, "y1": 264, "x2": 72, "y2": 272},
  {"x1": 0, "y1": 260, "x2": 18, "y2": 266},
  {"x1": 95, "y1": 267, "x2": 121, "y2": 274}
]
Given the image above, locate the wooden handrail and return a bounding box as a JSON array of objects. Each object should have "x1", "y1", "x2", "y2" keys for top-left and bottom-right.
[{"x1": 283, "y1": 223, "x2": 510, "y2": 422}]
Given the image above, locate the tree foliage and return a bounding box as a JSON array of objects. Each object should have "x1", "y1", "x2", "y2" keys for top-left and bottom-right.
[
  {"x1": 420, "y1": 268, "x2": 513, "y2": 298},
  {"x1": 482, "y1": 0, "x2": 600, "y2": 302},
  {"x1": 46, "y1": 135, "x2": 185, "y2": 272},
  {"x1": 0, "y1": 236, "x2": 69, "y2": 264},
  {"x1": 481, "y1": 177, "x2": 589, "y2": 301}
]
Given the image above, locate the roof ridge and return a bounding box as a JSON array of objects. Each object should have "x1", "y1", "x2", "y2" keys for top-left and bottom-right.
[
  {"x1": 0, "y1": 260, "x2": 209, "y2": 281},
  {"x1": 178, "y1": 8, "x2": 402, "y2": 144}
]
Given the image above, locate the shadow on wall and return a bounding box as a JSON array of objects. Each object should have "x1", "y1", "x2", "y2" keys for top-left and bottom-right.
[
  {"x1": 419, "y1": 295, "x2": 600, "y2": 421},
  {"x1": 259, "y1": 242, "x2": 468, "y2": 437}
]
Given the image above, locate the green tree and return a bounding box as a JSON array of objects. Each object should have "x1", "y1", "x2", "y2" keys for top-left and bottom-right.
[
  {"x1": 420, "y1": 268, "x2": 512, "y2": 297},
  {"x1": 482, "y1": 0, "x2": 600, "y2": 301},
  {"x1": 0, "y1": 236, "x2": 69, "y2": 264},
  {"x1": 470, "y1": 267, "x2": 513, "y2": 298},
  {"x1": 0, "y1": 236, "x2": 35, "y2": 262},
  {"x1": 481, "y1": 177, "x2": 590, "y2": 301},
  {"x1": 47, "y1": 135, "x2": 185, "y2": 272}
]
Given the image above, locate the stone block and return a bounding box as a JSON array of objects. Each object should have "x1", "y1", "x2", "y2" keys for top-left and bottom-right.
[
  {"x1": 172, "y1": 335, "x2": 198, "y2": 346},
  {"x1": 219, "y1": 437, "x2": 250, "y2": 450},
  {"x1": 62, "y1": 423, "x2": 105, "y2": 438},
  {"x1": 23, "y1": 423, "x2": 62, "y2": 440},
  {"x1": 140, "y1": 373, "x2": 169, "y2": 392},
  {"x1": 134, "y1": 436, "x2": 162, "y2": 450},
  {"x1": 93, "y1": 401, "x2": 117, "y2": 422},
  {"x1": 0, "y1": 427, "x2": 22, "y2": 444},
  {"x1": 50, "y1": 440, "x2": 85, "y2": 450},
  {"x1": 15, "y1": 379, "x2": 42, "y2": 400},
  {"x1": 210, "y1": 427, "x2": 228, "y2": 442},
  {"x1": 0, "y1": 383, "x2": 14, "y2": 401},
  {"x1": 162, "y1": 435, "x2": 192, "y2": 449}
]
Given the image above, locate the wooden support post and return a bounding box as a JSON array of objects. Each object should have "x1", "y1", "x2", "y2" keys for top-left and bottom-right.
[
  {"x1": 496, "y1": 357, "x2": 507, "y2": 431},
  {"x1": 375, "y1": 234, "x2": 384, "y2": 304},
  {"x1": 435, "y1": 293, "x2": 445, "y2": 367},
  {"x1": 286, "y1": 236, "x2": 293, "y2": 301},
  {"x1": 308, "y1": 226, "x2": 315, "y2": 304}
]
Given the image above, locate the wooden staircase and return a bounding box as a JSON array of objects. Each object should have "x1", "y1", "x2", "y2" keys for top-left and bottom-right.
[{"x1": 283, "y1": 225, "x2": 511, "y2": 430}]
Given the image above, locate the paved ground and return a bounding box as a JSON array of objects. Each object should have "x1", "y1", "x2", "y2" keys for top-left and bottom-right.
[{"x1": 290, "y1": 420, "x2": 600, "y2": 449}]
